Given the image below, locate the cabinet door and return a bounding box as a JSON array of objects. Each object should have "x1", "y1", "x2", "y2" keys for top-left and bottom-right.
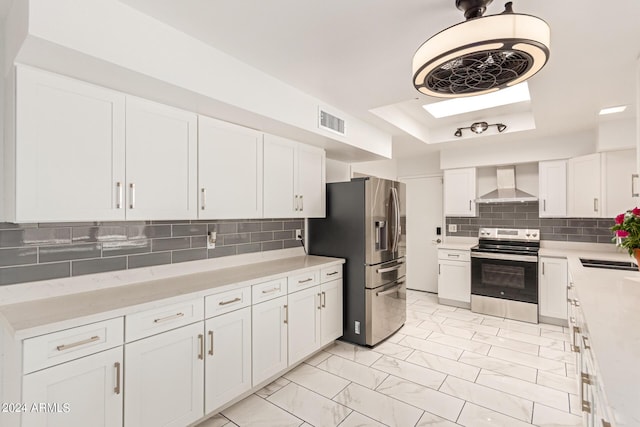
[
  {"x1": 288, "y1": 286, "x2": 322, "y2": 365},
  {"x1": 539, "y1": 160, "x2": 567, "y2": 217},
  {"x1": 568, "y1": 153, "x2": 602, "y2": 217},
  {"x1": 603, "y1": 149, "x2": 640, "y2": 217},
  {"x1": 437, "y1": 260, "x2": 470, "y2": 303},
  {"x1": 22, "y1": 347, "x2": 123, "y2": 427},
  {"x1": 126, "y1": 97, "x2": 198, "y2": 220},
  {"x1": 252, "y1": 296, "x2": 288, "y2": 385},
  {"x1": 539, "y1": 257, "x2": 568, "y2": 320},
  {"x1": 15, "y1": 66, "x2": 126, "y2": 222},
  {"x1": 297, "y1": 144, "x2": 326, "y2": 218},
  {"x1": 204, "y1": 307, "x2": 252, "y2": 413},
  {"x1": 124, "y1": 322, "x2": 204, "y2": 427},
  {"x1": 198, "y1": 116, "x2": 263, "y2": 219},
  {"x1": 320, "y1": 279, "x2": 343, "y2": 346},
  {"x1": 263, "y1": 134, "x2": 297, "y2": 218},
  {"x1": 444, "y1": 168, "x2": 476, "y2": 217}
]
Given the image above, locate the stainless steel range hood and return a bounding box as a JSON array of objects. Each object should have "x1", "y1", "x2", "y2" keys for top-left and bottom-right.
[{"x1": 476, "y1": 166, "x2": 537, "y2": 203}]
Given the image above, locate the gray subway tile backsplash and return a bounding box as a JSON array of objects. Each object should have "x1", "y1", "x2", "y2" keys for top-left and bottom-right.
[
  {"x1": 446, "y1": 201, "x2": 616, "y2": 244},
  {"x1": 0, "y1": 218, "x2": 304, "y2": 286}
]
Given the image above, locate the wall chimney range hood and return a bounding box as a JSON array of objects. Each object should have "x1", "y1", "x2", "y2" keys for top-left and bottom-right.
[{"x1": 476, "y1": 166, "x2": 537, "y2": 203}]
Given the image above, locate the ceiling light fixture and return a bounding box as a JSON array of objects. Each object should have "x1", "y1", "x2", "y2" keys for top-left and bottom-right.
[
  {"x1": 455, "y1": 122, "x2": 507, "y2": 137},
  {"x1": 599, "y1": 105, "x2": 627, "y2": 115},
  {"x1": 413, "y1": 1, "x2": 550, "y2": 98}
]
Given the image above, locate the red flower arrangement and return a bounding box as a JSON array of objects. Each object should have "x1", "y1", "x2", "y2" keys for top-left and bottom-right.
[{"x1": 611, "y1": 207, "x2": 640, "y2": 255}]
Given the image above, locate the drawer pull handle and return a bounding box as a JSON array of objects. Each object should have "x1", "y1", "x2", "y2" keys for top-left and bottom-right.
[
  {"x1": 377, "y1": 263, "x2": 403, "y2": 273},
  {"x1": 298, "y1": 278, "x2": 313, "y2": 284},
  {"x1": 326, "y1": 271, "x2": 339, "y2": 276},
  {"x1": 114, "y1": 362, "x2": 121, "y2": 395},
  {"x1": 582, "y1": 335, "x2": 591, "y2": 350},
  {"x1": 581, "y1": 372, "x2": 592, "y2": 413},
  {"x1": 56, "y1": 335, "x2": 100, "y2": 351},
  {"x1": 208, "y1": 330, "x2": 214, "y2": 356},
  {"x1": 447, "y1": 254, "x2": 460, "y2": 258},
  {"x1": 116, "y1": 182, "x2": 123, "y2": 209},
  {"x1": 261, "y1": 287, "x2": 280, "y2": 294},
  {"x1": 284, "y1": 304, "x2": 288, "y2": 324},
  {"x1": 153, "y1": 312, "x2": 185, "y2": 323},
  {"x1": 321, "y1": 291, "x2": 326, "y2": 308},
  {"x1": 219, "y1": 297, "x2": 241, "y2": 306},
  {"x1": 317, "y1": 293, "x2": 322, "y2": 310},
  {"x1": 198, "y1": 334, "x2": 204, "y2": 360}
]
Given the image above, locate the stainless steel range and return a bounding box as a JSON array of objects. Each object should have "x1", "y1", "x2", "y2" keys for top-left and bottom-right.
[{"x1": 470, "y1": 228, "x2": 540, "y2": 324}]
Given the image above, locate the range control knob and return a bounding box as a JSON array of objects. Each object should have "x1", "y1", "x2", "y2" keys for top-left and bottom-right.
[{"x1": 532, "y1": 233, "x2": 538, "y2": 238}]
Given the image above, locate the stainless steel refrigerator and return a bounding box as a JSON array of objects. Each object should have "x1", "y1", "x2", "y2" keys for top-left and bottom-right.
[{"x1": 308, "y1": 177, "x2": 406, "y2": 346}]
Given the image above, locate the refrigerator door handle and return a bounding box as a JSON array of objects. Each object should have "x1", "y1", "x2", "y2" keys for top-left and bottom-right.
[{"x1": 389, "y1": 187, "x2": 400, "y2": 253}]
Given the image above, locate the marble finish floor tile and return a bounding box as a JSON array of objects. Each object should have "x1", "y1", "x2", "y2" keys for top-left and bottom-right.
[
  {"x1": 195, "y1": 414, "x2": 235, "y2": 427},
  {"x1": 433, "y1": 309, "x2": 487, "y2": 323},
  {"x1": 371, "y1": 355, "x2": 446, "y2": 390},
  {"x1": 539, "y1": 346, "x2": 576, "y2": 365},
  {"x1": 397, "y1": 335, "x2": 464, "y2": 360},
  {"x1": 443, "y1": 317, "x2": 500, "y2": 336},
  {"x1": 333, "y1": 382, "x2": 424, "y2": 427},
  {"x1": 488, "y1": 346, "x2": 566, "y2": 373},
  {"x1": 376, "y1": 375, "x2": 464, "y2": 421},
  {"x1": 472, "y1": 332, "x2": 540, "y2": 355},
  {"x1": 371, "y1": 340, "x2": 414, "y2": 360},
  {"x1": 283, "y1": 363, "x2": 350, "y2": 398},
  {"x1": 406, "y1": 349, "x2": 480, "y2": 382},
  {"x1": 335, "y1": 411, "x2": 385, "y2": 427},
  {"x1": 221, "y1": 394, "x2": 303, "y2": 427},
  {"x1": 316, "y1": 355, "x2": 389, "y2": 390},
  {"x1": 541, "y1": 329, "x2": 571, "y2": 343},
  {"x1": 481, "y1": 317, "x2": 543, "y2": 337},
  {"x1": 536, "y1": 370, "x2": 579, "y2": 395},
  {"x1": 255, "y1": 377, "x2": 291, "y2": 398},
  {"x1": 427, "y1": 331, "x2": 492, "y2": 355},
  {"x1": 268, "y1": 383, "x2": 351, "y2": 427},
  {"x1": 532, "y1": 403, "x2": 582, "y2": 426},
  {"x1": 458, "y1": 351, "x2": 538, "y2": 383},
  {"x1": 397, "y1": 324, "x2": 432, "y2": 339},
  {"x1": 417, "y1": 319, "x2": 476, "y2": 339},
  {"x1": 415, "y1": 411, "x2": 461, "y2": 427},
  {"x1": 325, "y1": 341, "x2": 382, "y2": 366},
  {"x1": 384, "y1": 332, "x2": 406, "y2": 344},
  {"x1": 497, "y1": 329, "x2": 565, "y2": 350},
  {"x1": 457, "y1": 402, "x2": 533, "y2": 427},
  {"x1": 304, "y1": 350, "x2": 332, "y2": 366}
]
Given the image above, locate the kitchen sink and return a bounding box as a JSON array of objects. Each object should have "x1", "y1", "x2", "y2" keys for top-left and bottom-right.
[{"x1": 579, "y1": 258, "x2": 639, "y2": 271}]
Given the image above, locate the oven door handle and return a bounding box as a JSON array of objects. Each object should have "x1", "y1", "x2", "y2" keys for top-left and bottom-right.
[{"x1": 471, "y1": 252, "x2": 538, "y2": 262}]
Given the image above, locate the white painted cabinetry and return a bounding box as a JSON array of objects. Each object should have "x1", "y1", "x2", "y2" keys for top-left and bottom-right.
[
  {"x1": 538, "y1": 160, "x2": 567, "y2": 217},
  {"x1": 437, "y1": 249, "x2": 470, "y2": 307},
  {"x1": 287, "y1": 286, "x2": 322, "y2": 365},
  {"x1": 320, "y1": 278, "x2": 343, "y2": 346},
  {"x1": 443, "y1": 168, "x2": 476, "y2": 217},
  {"x1": 251, "y1": 295, "x2": 288, "y2": 386},
  {"x1": 124, "y1": 322, "x2": 204, "y2": 427},
  {"x1": 538, "y1": 257, "x2": 568, "y2": 323},
  {"x1": 125, "y1": 97, "x2": 198, "y2": 220},
  {"x1": 602, "y1": 149, "x2": 640, "y2": 217},
  {"x1": 21, "y1": 347, "x2": 123, "y2": 427},
  {"x1": 263, "y1": 134, "x2": 326, "y2": 218},
  {"x1": 12, "y1": 66, "x2": 126, "y2": 222},
  {"x1": 198, "y1": 116, "x2": 263, "y2": 219},
  {"x1": 568, "y1": 153, "x2": 603, "y2": 217}
]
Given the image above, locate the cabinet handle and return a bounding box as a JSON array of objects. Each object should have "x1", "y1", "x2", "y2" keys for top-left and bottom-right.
[
  {"x1": 602, "y1": 420, "x2": 612, "y2": 427},
  {"x1": 218, "y1": 297, "x2": 241, "y2": 306},
  {"x1": 447, "y1": 254, "x2": 460, "y2": 258},
  {"x1": 632, "y1": 174, "x2": 639, "y2": 197},
  {"x1": 317, "y1": 292, "x2": 322, "y2": 310},
  {"x1": 153, "y1": 312, "x2": 185, "y2": 323},
  {"x1": 129, "y1": 183, "x2": 136, "y2": 209},
  {"x1": 571, "y1": 326, "x2": 581, "y2": 353},
  {"x1": 321, "y1": 291, "x2": 326, "y2": 308},
  {"x1": 198, "y1": 334, "x2": 204, "y2": 360},
  {"x1": 114, "y1": 362, "x2": 121, "y2": 395},
  {"x1": 377, "y1": 263, "x2": 403, "y2": 273},
  {"x1": 116, "y1": 182, "x2": 123, "y2": 209},
  {"x1": 201, "y1": 188, "x2": 207, "y2": 210},
  {"x1": 542, "y1": 262, "x2": 545, "y2": 275},
  {"x1": 56, "y1": 335, "x2": 100, "y2": 351},
  {"x1": 298, "y1": 278, "x2": 313, "y2": 284},
  {"x1": 543, "y1": 199, "x2": 546, "y2": 212},
  {"x1": 469, "y1": 200, "x2": 472, "y2": 211},
  {"x1": 300, "y1": 195, "x2": 304, "y2": 211},
  {"x1": 261, "y1": 287, "x2": 280, "y2": 294},
  {"x1": 284, "y1": 304, "x2": 288, "y2": 324},
  {"x1": 326, "y1": 271, "x2": 339, "y2": 276},
  {"x1": 294, "y1": 195, "x2": 299, "y2": 211},
  {"x1": 582, "y1": 335, "x2": 591, "y2": 350},
  {"x1": 593, "y1": 198, "x2": 598, "y2": 212},
  {"x1": 438, "y1": 264, "x2": 441, "y2": 275},
  {"x1": 581, "y1": 372, "x2": 592, "y2": 413},
  {"x1": 208, "y1": 330, "x2": 214, "y2": 356}
]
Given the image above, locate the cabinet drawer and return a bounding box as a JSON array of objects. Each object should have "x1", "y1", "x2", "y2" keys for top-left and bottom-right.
[
  {"x1": 252, "y1": 278, "x2": 287, "y2": 304},
  {"x1": 320, "y1": 265, "x2": 342, "y2": 282},
  {"x1": 23, "y1": 317, "x2": 124, "y2": 374},
  {"x1": 126, "y1": 298, "x2": 204, "y2": 342},
  {"x1": 288, "y1": 270, "x2": 320, "y2": 293},
  {"x1": 206, "y1": 287, "x2": 251, "y2": 318},
  {"x1": 438, "y1": 249, "x2": 470, "y2": 262}
]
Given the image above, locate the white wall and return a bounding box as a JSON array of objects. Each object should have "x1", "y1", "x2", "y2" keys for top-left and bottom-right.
[
  {"x1": 397, "y1": 153, "x2": 441, "y2": 178},
  {"x1": 326, "y1": 158, "x2": 351, "y2": 183},
  {"x1": 597, "y1": 118, "x2": 636, "y2": 152},
  {"x1": 351, "y1": 159, "x2": 398, "y2": 181},
  {"x1": 440, "y1": 130, "x2": 596, "y2": 169}
]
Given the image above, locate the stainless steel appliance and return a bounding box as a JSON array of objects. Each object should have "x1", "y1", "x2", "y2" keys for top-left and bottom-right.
[
  {"x1": 308, "y1": 177, "x2": 406, "y2": 346},
  {"x1": 470, "y1": 228, "x2": 540, "y2": 323}
]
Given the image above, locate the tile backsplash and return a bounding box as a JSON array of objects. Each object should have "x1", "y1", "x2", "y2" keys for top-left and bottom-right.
[
  {"x1": 0, "y1": 219, "x2": 304, "y2": 286},
  {"x1": 446, "y1": 201, "x2": 615, "y2": 244}
]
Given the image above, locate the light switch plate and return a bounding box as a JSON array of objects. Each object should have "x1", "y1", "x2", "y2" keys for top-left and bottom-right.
[{"x1": 448, "y1": 224, "x2": 457, "y2": 233}]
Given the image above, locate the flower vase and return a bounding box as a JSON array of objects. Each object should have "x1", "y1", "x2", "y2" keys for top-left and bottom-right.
[{"x1": 634, "y1": 249, "x2": 640, "y2": 271}]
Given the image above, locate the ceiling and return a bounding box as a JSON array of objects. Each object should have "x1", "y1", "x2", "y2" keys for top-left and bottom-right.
[{"x1": 118, "y1": 1, "x2": 640, "y2": 160}]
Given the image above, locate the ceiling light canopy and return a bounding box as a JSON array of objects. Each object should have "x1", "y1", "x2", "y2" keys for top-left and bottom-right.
[
  {"x1": 599, "y1": 105, "x2": 627, "y2": 115},
  {"x1": 413, "y1": 1, "x2": 550, "y2": 98},
  {"x1": 455, "y1": 121, "x2": 507, "y2": 137}
]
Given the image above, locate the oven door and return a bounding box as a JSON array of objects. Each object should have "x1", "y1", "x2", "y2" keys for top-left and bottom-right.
[{"x1": 471, "y1": 252, "x2": 538, "y2": 304}]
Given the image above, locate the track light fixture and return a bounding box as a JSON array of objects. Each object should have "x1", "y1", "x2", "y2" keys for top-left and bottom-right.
[{"x1": 454, "y1": 121, "x2": 506, "y2": 137}]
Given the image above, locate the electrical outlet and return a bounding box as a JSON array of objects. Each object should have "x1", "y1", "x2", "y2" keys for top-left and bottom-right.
[
  {"x1": 354, "y1": 321, "x2": 360, "y2": 334},
  {"x1": 448, "y1": 224, "x2": 457, "y2": 233},
  {"x1": 295, "y1": 229, "x2": 303, "y2": 240},
  {"x1": 207, "y1": 231, "x2": 217, "y2": 249}
]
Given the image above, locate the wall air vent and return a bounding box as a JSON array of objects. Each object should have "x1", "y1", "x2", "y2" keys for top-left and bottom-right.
[{"x1": 319, "y1": 108, "x2": 346, "y2": 136}]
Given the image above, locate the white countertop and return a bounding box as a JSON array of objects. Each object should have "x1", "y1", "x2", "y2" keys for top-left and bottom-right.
[{"x1": 0, "y1": 253, "x2": 344, "y2": 340}]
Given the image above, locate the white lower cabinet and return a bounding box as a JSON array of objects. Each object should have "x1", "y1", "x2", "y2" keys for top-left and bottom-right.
[
  {"x1": 287, "y1": 286, "x2": 322, "y2": 365},
  {"x1": 252, "y1": 295, "x2": 288, "y2": 385},
  {"x1": 539, "y1": 257, "x2": 568, "y2": 322},
  {"x1": 320, "y1": 279, "x2": 343, "y2": 346},
  {"x1": 21, "y1": 347, "x2": 123, "y2": 427},
  {"x1": 437, "y1": 249, "x2": 471, "y2": 307},
  {"x1": 124, "y1": 322, "x2": 204, "y2": 427},
  {"x1": 204, "y1": 306, "x2": 252, "y2": 413}
]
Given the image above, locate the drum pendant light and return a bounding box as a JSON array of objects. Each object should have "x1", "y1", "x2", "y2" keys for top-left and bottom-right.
[{"x1": 413, "y1": 1, "x2": 550, "y2": 98}]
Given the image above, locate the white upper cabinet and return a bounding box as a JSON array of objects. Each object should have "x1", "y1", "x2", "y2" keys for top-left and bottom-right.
[
  {"x1": 444, "y1": 168, "x2": 477, "y2": 217},
  {"x1": 602, "y1": 149, "x2": 640, "y2": 217},
  {"x1": 538, "y1": 160, "x2": 567, "y2": 217},
  {"x1": 568, "y1": 153, "x2": 603, "y2": 217},
  {"x1": 198, "y1": 116, "x2": 263, "y2": 219},
  {"x1": 14, "y1": 66, "x2": 126, "y2": 222},
  {"x1": 263, "y1": 134, "x2": 326, "y2": 218},
  {"x1": 125, "y1": 97, "x2": 198, "y2": 220}
]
